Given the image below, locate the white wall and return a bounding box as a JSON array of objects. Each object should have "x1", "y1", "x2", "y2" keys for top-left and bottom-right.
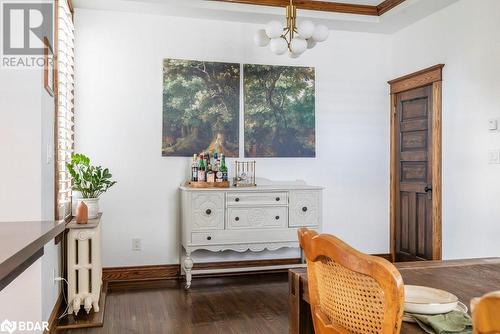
[
  {"x1": 390, "y1": 0, "x2": 500, "y2": 259},
  {"x1": 74, "y1": 9, "x2": 392, "y2": 267},
  {"x1": 0, "y1": 65, "x2": 61, "y2": 323}
]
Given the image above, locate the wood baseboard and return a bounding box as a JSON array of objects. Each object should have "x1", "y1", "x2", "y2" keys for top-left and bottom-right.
[
  {"x1": 103, "y1": 258, "x2": 301, "y2": 286},
  {"x1": 373, "y1": 253, "x2": 393, "y2": 262},
  {"x1": 103, "y1": 264, "x2": 181, "y2": 282},
  {"x1": 44, "y1": 293, "x2": 63, "y2": 334}
]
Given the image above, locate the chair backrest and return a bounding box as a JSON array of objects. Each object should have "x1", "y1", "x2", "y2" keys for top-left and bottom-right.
[
  {"x1": 298, "y1": 228, "x2": 404, "y2": 334},
  {"x1": 471, "y1": 291, "x2": 500, "y2": 334}
]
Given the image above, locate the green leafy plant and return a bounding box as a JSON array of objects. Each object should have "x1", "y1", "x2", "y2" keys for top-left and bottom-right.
[{"x1": 66, "y1": 153, "x2": 117, "y2": 198}]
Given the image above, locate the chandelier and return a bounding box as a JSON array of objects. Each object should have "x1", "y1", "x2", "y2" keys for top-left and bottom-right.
[{"x1": 254, "y1": 0, "x2": 329, "y2": 58}]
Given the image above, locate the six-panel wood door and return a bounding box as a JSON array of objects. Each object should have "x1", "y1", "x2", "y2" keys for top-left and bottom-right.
[{"x1": 395, "y1": 85, "x2": 434, "y2": 261}]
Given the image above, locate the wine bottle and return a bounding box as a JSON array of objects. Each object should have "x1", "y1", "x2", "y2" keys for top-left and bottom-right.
[
  {"x1": 198, "y1": 154, "x2": 206, "y2": 182},
  {"x1": 219, "y1": 154, "x2": 228, "y2": 182},
  {"x1": 191, "y1": 154, "x2": 198, "y2": 182}
]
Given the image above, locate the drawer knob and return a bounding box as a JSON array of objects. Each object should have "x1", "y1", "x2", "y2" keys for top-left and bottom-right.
[
  {"x1": 235, "y1": 197, "x2": 240, "y2": 202},
  {"x1": 207, "y1": 236, "x2": 212, "y2": 241},
  {"x1": 276, "y1": 197, "x2": 280, "y2": 201},
  {"x1": 275, "y1": 216, "x2": 280, "y2": 220},
  {"x1": 235, "y1": 217, "x2": 240, "y2": 221},
  {"x1": 302, "y1": 206, "x2": 308, "y2": 212},
  {"x1": 205, "y1": 209, "x2": 212, "y2": 215}
]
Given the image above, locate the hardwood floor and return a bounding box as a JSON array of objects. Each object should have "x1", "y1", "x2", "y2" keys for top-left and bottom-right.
[{"x1": 60, "y1": 273, "x2": 289, "y2": 334}]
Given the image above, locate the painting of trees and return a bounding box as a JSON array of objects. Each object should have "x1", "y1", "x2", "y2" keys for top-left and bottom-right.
[
  {"x1": 244, "y1": 64, "x2": 315, "y2": 157},
  {"x1": 162, "y1": 59, "x2": 240, "y2": 157}
]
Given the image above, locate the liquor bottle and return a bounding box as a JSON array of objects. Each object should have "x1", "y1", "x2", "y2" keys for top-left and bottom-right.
[
  {"x1": 198, "y1": 154, "x2": 206, "y2": 182},
  {"x1": 219, "y1": 154, "x2": 228, "y2": 182},
  {"x1": 205, "y1": 152, "x2": 210, "y2": 169},
  {"x1": 206, "y1": 161, "x2": 215, "y2": 183},
  {"x1": 191, "y1": 154, "x2": 198, "y2": 182},
  {"x1": 213, "y1": 152, "x2": 219, "y2": 172},
  {"x1": 215, "y1": 152, "x2": 222, "y2": 182}
]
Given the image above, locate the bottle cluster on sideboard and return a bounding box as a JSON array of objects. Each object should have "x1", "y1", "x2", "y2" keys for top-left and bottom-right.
[{"x1": 191, "y1": 152, "x2": 228, "y2": 184}]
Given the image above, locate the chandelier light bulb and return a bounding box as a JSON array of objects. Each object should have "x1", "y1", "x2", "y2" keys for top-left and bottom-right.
[
  {"x1": 290, "y1": 37, "x2": 307, "y2": 55},
  {"x1": 297, "y1": 21, "x2": 315, "y2": 39},
  {"x1": 255, "y1": 1, "x2": 329, "y2": 56},
  {"x1": 254, "y1": 29, "x2": 270, "y2": 47},
  {"x1": 306, "y1": 39, "x2": 316, "y2": 49},
  {"x1": 269, "y1": 38, "x2": 288, "y2": 55},
  {"x1": 312, "y1": 25, "x2": 329, "y2": 43},
  {"x1": 265, "y1": 21, "x2": 283, "y2": 39}
]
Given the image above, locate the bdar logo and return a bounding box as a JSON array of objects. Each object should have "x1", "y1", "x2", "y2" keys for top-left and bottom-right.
[{"x1": 0, "y1": 319, "x2": 16, "y2": 334}]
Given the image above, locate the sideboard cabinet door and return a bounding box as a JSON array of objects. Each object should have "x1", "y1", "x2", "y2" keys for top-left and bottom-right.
[
  {"x1": 289, "y1": 191, "x2": 320, "y2": 227},
  {"x1": 191, "y1": 192, "x2": 224, "y2": 230}
]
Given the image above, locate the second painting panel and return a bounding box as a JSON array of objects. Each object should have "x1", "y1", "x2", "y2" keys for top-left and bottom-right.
[{"x1": 244, "y1": 64, "x2": 315, "y2": 158}]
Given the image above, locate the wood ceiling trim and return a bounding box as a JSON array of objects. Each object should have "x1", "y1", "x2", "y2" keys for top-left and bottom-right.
[
  {"x1": 377, "y1": 0, "x2": 406, "y2": 15},
  {"x1": 211, "y1": 0, "x2": 407, "y2": 16}
]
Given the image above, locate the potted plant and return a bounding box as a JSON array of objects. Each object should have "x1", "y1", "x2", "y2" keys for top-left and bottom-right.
[{"x1": 66, "y1": 153, "x2": 117, "y2": 219}]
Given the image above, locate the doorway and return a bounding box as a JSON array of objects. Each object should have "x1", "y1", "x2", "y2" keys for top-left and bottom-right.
[{"x1": 388, "y1": 65, "x2": 444, "y2": 261}]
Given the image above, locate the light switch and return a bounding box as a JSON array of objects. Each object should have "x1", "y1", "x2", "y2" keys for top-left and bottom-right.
[
  {"x1": 488, "y1": 150, "x2": 500, "y2": 164},
  {"x1": 488, "y1": 119, "x2": 498, "y2": 131}
]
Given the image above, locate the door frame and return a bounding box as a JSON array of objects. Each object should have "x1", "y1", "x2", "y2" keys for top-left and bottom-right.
[{"x1": 388, "y1": 64, "x2": 444, "y2": 261}]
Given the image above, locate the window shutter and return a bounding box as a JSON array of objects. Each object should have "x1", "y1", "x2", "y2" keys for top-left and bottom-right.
[{"x1": 56, "y1": 0, "x2": 75, "y2": 221}]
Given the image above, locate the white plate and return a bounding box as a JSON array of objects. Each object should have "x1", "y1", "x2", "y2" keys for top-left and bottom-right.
[
  {"x1": 403, "y1": 302, "x2": 468, "y2": 323},
  {"x1": 404, "y1": 285, "x2": 459, "y2": 315}
]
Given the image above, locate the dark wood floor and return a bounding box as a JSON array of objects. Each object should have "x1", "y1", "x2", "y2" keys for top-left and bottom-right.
[{"x1": 60, "y1": 273, "x2": 289, "y2": 334}]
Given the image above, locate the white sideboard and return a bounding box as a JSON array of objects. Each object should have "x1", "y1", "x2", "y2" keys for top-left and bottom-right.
[{"x1": 179, "y1": 182, "x2": 323, "y2": 288}]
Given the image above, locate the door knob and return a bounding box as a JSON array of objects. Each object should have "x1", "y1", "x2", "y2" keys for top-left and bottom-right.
[
  {"x1": 302, "y1": 207, "x2": 308, "y2": 212},
  {"x1": 205, "y1": 209, "x2": 212, "y2": 215},
  {"x1": 424, "y1": 185, "x2": 432, "y2": 192}
]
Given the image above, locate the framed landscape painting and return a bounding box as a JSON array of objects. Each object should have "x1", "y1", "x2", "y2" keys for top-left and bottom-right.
[
  {"x1": 162, "y1": 59, "x2": 240, "y2": 157},
  {"x1": 244, "y1": 64, "x2": 315, "y2": 157}
]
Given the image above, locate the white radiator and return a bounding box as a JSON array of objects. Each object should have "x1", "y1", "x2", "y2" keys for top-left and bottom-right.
[{"x1": 67, "y1": 215, "x2": 102, "y2": 315}]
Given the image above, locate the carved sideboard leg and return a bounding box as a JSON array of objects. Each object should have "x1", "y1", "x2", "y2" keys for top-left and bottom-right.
[{"x1": 184, "y1": 253, "x2": 193, "y2": 289}]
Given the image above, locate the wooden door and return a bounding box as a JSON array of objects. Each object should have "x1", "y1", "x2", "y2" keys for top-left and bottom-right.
[{"x1": 395, "y1": 85, "x2": 434, "y2": 261}]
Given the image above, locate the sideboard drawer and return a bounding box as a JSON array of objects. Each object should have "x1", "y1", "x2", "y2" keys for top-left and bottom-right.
[
  {"x1": 190, "y1": 228, "x2": 298, "y2": 245},
  {"x1": 191, "y1": 192, "x2": 224, "y2": 230},
  {"x1": 289, "y1": 191, "x2": 320, "y2": 227},
  {"x1": 226, "y1": 192, "x2": 288, "y2": 206},
  {"x1": 227, "y1": 207, "x2": 287, "y2": 229}
]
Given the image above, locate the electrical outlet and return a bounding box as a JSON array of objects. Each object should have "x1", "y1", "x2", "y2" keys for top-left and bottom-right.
[{"x1": 132, "y1": 238, "x2": 142, "y2": 251}]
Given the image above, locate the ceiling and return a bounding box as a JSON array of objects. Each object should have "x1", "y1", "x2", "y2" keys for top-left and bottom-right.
[{"x1": 72, "y1": 0, "x2": 459, "y2": 34}]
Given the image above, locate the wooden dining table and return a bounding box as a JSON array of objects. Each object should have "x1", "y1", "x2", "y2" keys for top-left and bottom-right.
[{"x1": 289, "y1": 258, "x2": 500, "y2": 333}]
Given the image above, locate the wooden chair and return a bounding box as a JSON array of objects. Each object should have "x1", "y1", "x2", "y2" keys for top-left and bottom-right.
[
  {"x1": 471, "y1": 291, "x2": 500, "y2": 334},
  {"x1": 298, "y1": 228, "x2": 405, "y2": 334}
]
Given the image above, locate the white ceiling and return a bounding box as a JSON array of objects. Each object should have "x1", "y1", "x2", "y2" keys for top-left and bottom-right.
[{"x1": 72, "y1": 0, "x2": 459, "y2": 34}]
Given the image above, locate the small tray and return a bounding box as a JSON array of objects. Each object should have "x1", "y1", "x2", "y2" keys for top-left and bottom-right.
[{"x1": 187, "y1": 181, "x2": 230, "y2": 188}]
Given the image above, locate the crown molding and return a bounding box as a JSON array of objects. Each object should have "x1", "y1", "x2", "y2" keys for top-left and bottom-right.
[{"x1": 210, "y1": 0, "x2": 407, "y2": 16}]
